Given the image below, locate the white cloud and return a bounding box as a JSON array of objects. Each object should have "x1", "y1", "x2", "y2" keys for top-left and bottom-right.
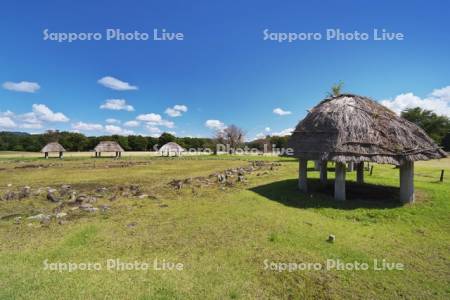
[
  {"x1": 106, "y1": 118, "x2": 121, "y2": 124},
  {"x1": 265, "y1": 127, "x2": 271, "y2": 132},
  {"x1": 31, "y1": 104, "x2": 69, "y2": 122},
  {"x1": 380, "y1": 85, "x2": 450, "y2": 117},
  {"x1": 72, "y1": 122, "x2": 103, "y2": 131},
  {"x1": 124, "y1": 120, "x2": 140, "y2": 127},
  {"x1": 2, "y1": 81, "x2": 40, "y2": 93},
  {"x1": 272, "y1": 128, "x2": 294, "y2": 136},
  {"x1": 0, "y1": 117, "x2": 16, "y2": 128},
  {"x1": 273, "y1": 108, "x2": 292, "y2": 116},
  {"x1": 205, "y1": 119, "x2": 225, "y2": 130},
  {"x1": 97, "y1": 76, "x2": 137, "y2": 91},
  {"x1": 100, "y1": 99, "x2": 134, "y2": 111},
  {"x1": 154, "y1": 119, "x2": 174, "y2": 128},
  {"x1": 255, "y1": 132, "x2": 266, "y2": 139},
  {"x1": 104, "y1": 125, "x2": 134, "y2": 135},
  {"x1": 21, "y1": 123, "x2": 42, "y2": 129},
  {"x1": 136, "y1": 113, "x2": 162, "y2": 122},
  {"x1": 165, "y1": 104, "x2": 188, "y2": 117},
  {"x1": 146, "y1": 125, "x2": 161, "y2": 134},
  {"x1": 136, "y1": 113, "x2": 174, "y2": 128}
]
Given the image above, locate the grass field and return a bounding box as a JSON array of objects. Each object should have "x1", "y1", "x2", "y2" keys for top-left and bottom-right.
[{"x1": 0, "y1": 152, "x2": 449, "y2": 299}]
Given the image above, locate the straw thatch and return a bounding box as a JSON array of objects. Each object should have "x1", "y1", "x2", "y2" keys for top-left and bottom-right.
[
  {"x1": 288, "y1": 94, "x2": 447, "y2": 165},
  {"x1": 159, "y1": 142, "x2": 185, "y2": 154},
  {"x1": 94, "y1": 141, "x2": 124, "y2": 152},
  {"x1": 41, "y1": 142, "x2": 66, "y2": 153}
]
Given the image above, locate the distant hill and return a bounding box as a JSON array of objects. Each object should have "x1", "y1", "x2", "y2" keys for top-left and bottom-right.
[{"x1": 0, "y1": 131, "x2": 30, "y2": 136}]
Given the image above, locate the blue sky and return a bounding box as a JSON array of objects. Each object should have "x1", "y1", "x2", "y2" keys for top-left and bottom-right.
[{"x1": 1, "y1": 0, "x2": 450, "y2": 139}]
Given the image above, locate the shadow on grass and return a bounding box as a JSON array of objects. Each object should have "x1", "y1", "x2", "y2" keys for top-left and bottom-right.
[{"x1": 250, "y1": 178, "x2": 403, "y2": 210}]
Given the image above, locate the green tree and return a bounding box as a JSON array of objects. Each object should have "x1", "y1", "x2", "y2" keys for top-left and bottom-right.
[
  {"x1": 128, "y1": 135, "x2": 148, "y2": 151},
  {"x1": 401, "y1": 107, "x2": 450, "y2": 145},
  {"x1": 442, "y1": 132, "x2": 450, "y2": 152},
  {"x1": 158, "y1": 132, "x2": 176, "y2": 148}
]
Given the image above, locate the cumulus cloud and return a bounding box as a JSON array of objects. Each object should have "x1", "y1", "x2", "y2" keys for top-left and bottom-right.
[
  {"x1": 205, "y1": 119, "x2": 225, "y2": 130},
  {"x1": 2, "y1": 81, "x2": 40, "y2": 93},
  {"x1": 124, "y1": 120, "x2": 140, "y2": 127},
  {"x1": 0, "y1": 117, "x2": 16, "y2": 128},
  {"x1": 165, "y1": 104, "x2": 188, "y2": 117},
  {"x1": 21, "y1": 123, "x2": 43, "y2": 129},
  {"x1": 272, "y1": 128, "x2": 294, "y2": 136},
  {"x1": 273, "y1": 108, "x2": 292, "y2": 116},
  {"x1": 136, "y1": 113, "x2": 162, "y2": 122},
  {"x1": 255, "y1": 132, "x2": 266, "y2": 139},
  {"x1": 21, "y1": 104, "x2": 69, "y2": 125},
  {"x1": 146, "y1": 125, "x2": 161, "y2": 134},
  {"x1": 72, "y1": 122, "x2": 103, "y2": 131},
  {"x1": 97, "y1": 76, "x2": 138, "y2": 91},
  {"x1": 136, "y1": 113, "x2": 174, "y2": 128},
  {"x1": 265, "y1": 127, "x2": 271, "y2": 132},
  {"x1": 380, "y1": 85, "x2": 450, "y2": 117},
  {"x1": 105, "y1": 118, "x2": 120, "y2": 124},
  {"x1": 100, "y1": 99, "x2": 134, "y2": 111},
  {"x1": 104, "y1": 125, "x2": 134, "y2": 136}
]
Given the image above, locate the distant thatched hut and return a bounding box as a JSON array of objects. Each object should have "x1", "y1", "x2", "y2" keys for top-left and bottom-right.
[
  {"x1": 159, "y1": 142, "x2": 185, "y2": 156},
  {"x1": 288, "y1": 94, "x2": 446, "y2": 203},
  {"x1": 94, "y1": 141, "x2": 124, "y2": 158},
  {"x1": 41, "y1": 142, "x2": 66, "y2": 159}
]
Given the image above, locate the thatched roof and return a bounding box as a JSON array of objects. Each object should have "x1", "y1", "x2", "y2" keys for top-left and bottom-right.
[
  {"x1": 288, "y1": 94, "x2": 447, "y2": 165},
  {"x1": 159, "y1": 142, "x2": 185, "y2": 152},
  {"x1": 41, "y1": 142, "x2": 65, "y2": 153},
  {"x1": 94, "y1": 141, "x2": 124, "y2": 152}
]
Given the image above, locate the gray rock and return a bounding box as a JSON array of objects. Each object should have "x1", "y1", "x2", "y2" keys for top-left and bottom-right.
[
  {"x1": 19, "y1": 186, "x2": 31, "y2": 199},
  {"x1": 75, "y1": 194, "x2": 88, "y2": 202},
  {"x1": 59, "y1": 184, "x2": 72, "y2": 196},
  {"x1": 2, "y1": 190, "x2": 17, "y2": 201},
  {"x1": 79, "y1": 203, "x2": 98, "y2": 212},
  {"x1": 55, "y1": 212, "x2": 67, "y2": 218},
  {"x1": 327, "y1": 234, "x2": 336, "y2": 243},
  {"x1": 47, "y1": 190, "x2": 59, "y2": 202},
  {"x1": 27, "y1": 214, "x2": 51, "y2": 221}
]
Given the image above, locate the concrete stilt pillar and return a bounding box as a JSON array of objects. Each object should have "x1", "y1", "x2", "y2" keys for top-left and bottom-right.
[
  {"x1": 356, "y1": 162, "x2": 364, "y2": 184},
  {"x1": 314, "y1": 160, "x2": 321, "y2": 171},
  {"x1": 347, "y1": 162, "x2": 354, "y2": 172},
  {"x1": 298, "y1": 159, "x2": 308, "y2": 192},
  {"x1": 320, "y1": 160, "x2": 328, "y2": 184},
  {"x1": 400, "y1": 161, "x2": 415, "y2": 203},
  {"x1": 335, "y1": 162, "x2": 346, "y2": 201}
]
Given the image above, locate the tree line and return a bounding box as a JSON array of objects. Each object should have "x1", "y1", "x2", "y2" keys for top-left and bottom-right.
[{"x1": 0, "y1": 130, "x2": 290, "y2": 153}]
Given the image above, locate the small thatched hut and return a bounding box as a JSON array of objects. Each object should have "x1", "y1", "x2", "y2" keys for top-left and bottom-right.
[
  {"x1": 94, "y1": 141, "x2": 124, "y2": 158},
  {"x1": 41, "y1": 142, "x2": 66, "y2": 158},
  {"x1": 41, "y1": 142, "x2": 66, "y2": 159},
  {"x1": 288, "y1": 94, "x2": 446, "y2": 203},
  {"x1": 159, "y1": 142, "x2": 185, "y2": 156}
]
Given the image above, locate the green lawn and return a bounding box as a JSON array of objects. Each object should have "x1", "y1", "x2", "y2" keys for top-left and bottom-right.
[{"x1": 0, "y1": 154, "x2": 449, "y2": 299}]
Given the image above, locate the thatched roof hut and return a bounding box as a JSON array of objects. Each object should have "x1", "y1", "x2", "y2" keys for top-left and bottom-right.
[
  {"x1": 41, "y1": 142, "x2": 66, "y2": 153},
  {"x1": 288, "y1": 94, "x2": 446, "y2": 202},
  {"x1": 94, "y1": 141, "x2": 124, "y2": 158},
  {"x1": 159, "y1": 142, "x2": 185, "y2": 156},
  {"x1": 41, "y1": 142, "x2": 65, "y2": 158}
]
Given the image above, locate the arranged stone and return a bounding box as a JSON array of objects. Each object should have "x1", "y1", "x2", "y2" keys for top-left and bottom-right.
[
  {"x1": 47, "y1": 189, "x2": 59, "y2": 202},
  {"x1": 327, "y1": 234, "x2": 336, "y2": 243}
]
